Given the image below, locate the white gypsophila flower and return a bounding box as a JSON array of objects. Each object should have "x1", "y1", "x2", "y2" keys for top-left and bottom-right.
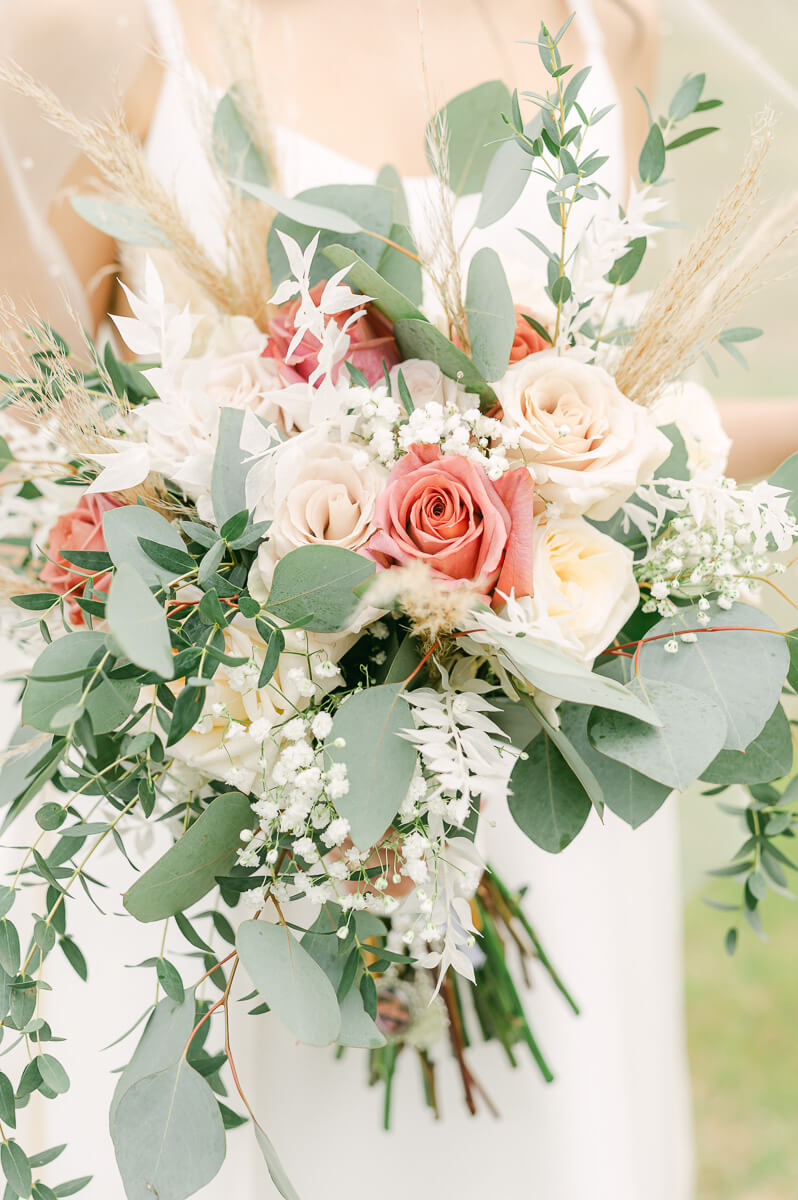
[
  {"x1": 494, "y1": 352, "x2": 670, "y2": 519},
  {"x1": 634, "y1": 475, "x2": 798, "y2": 614},
  {"x1": 169, "y1": 619, "x2": 342, "y2": 793},
  {"x1": 650, "y1": 381, "x2": 731, "y2": 479}
]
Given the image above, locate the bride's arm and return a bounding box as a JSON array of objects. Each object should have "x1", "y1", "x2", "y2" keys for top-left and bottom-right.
[{"x1": 720, "y1": 399, "x2": 798, "y2": 481}]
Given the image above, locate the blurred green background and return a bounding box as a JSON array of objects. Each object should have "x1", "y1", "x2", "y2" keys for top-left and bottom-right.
[{"x1": 657, "y1": 2, "x2": 798, "y2": 1195}]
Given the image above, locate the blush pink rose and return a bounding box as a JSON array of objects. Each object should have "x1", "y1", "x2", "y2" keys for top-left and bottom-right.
[
  {"x1": 365, "y1": 445, "x2": 535, "y2": 606},
  {"x1": 41, "y1": 492, "x2": 124, "y2": 619},
  {"x1": 267, "y1": 281, "x2": 401, "y2": 386}
]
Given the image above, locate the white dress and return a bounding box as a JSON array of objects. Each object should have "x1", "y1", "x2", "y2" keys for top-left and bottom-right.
[{"x1": 7, "y1": 1, "x2": 695, "y2": 1196}]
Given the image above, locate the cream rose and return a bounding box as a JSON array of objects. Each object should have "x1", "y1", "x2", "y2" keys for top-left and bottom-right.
[
  {"x1": 650, "y1": 381, "x2": 731, "y2": 479},
  {"x1": 495, "y1": 353, "x2": 669, "y2": 519},
  {"x1": 388, "y1": 359, "x2": 467, "y2": 411},
  {"x1": 168, "y1": 618, "x2": 342, "y2": 792},
  {"x1": 251, "y1": 443, "x2": 387, "y2": 596},
  {"x1": 500, "y1": 514, "x2": 639, "y2": 664}
]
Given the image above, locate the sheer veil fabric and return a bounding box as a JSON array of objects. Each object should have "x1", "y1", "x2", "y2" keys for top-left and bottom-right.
[{"x1": 1, "y1": 1, "x2": 694, "y2": 1195}]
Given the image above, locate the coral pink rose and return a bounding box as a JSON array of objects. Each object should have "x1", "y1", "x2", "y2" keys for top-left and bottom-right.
[
  {"x1": 267, "y1": 281, "x2": 400, "y2": 387},
  {"x1": 365, "y1": 445, "x2": 535, "y2": 606},
  {"x1": 510, "y1": 308, "x2": 550, "y2": 363},
  {"x1": 41, "y1": 492, "x2": 124, "y2": 619}
]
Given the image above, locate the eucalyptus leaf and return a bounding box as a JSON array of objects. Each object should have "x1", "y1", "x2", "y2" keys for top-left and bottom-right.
[
  {"x1": 700, "y1": 703, "x2": 794, "y2": 786},
  {"x1": 508, "y1": 730, "x2": 592, "y2": 853},
  {"x1": 237, "y1": 920, "x2": 341, "y2": 1046},
  {"x1": 322, "y1": 244, "x2": 423, "y2": 323},
  {"x1": 212, "y1": 409, "x2": 250, "y2": 529},
  {"x1": 103, "y1": 506, "x2": 189, "y2": 589},
  {"x1": 110, "y1": 991, "x2": 195, "y2": 1126},
  {"x1": 769, "y1": 451, "x2": 798, "y2": 521},
  {"x1": 558, "y1": 702, "x2": 671, "y2": 829},
  {"x1": 426, "y1": 80, "x2": 512, "y2": 196},
  {"x1": 475, "y1": 115, "x2": 540, "y2": 228},
  {"x1": 107, "y1": 564, "x2": 174, "y2": 679},
  {"x1": 236, "y1": 180, "x2": 362, "y2": 232},
  {"x1": 112, "y1": 1059, "x2": 225, "y2": 1200},
  {"x1": 22, "y1": 633, "x2": 138, "y2": 735},
  {"x1": 324, "y1": 684, "x2": 417, "y2": 849},
  {"x1": 70, "y1": 197, "x2": 172, "y2": 248},
  {"x1": 1, "y1": 1140, "x2": 31, "y2": 1199},
  {"x1": 376, "y1": 224, "x2": 424, "y2": 306},
  {"x1": 253, "y1": 1124, "x2": 302, "y2": 1200},
  {"x1": 393, "y1": 318, "x2": 495, "y2": 400},
  {"x1": 588, "y1": 677, "x2": 727, "y2": 790},
  {"x1": 265, "y1": 545, "x2": 375, "y2": 633},
  {"x1": 213, "y1": 88, "x2": 271, "y2": 185},
  {"x1": 636, "y1": 602, "x2": 788, "y2": 751},
  {"x1": 638, "y1": 121, "x2": 666, "y2": 183},
  {"x1": 124, "y1": 792, "x2": 253, "y2": 922},
  {"x1": 488, "y1": 628, "x2": 659, "y2": 724},
  {"x1": 267, "y1": 184, "x2": 394, "y2": 285},
  {"x1": 465, "y1": 248, "x2": 516, "y2": 381}
]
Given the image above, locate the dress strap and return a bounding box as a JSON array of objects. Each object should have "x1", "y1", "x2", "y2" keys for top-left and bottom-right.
[{"x1": 144, "y1": 0, "x2": 188, "y2": 69}]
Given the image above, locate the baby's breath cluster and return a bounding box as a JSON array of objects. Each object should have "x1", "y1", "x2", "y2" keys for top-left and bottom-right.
[{"x1": 634, "y1": 476, "x2": 797, "y2": 616}]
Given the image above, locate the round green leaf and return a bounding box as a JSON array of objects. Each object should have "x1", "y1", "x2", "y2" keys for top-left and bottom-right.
[
  {"x1": 588, "y1": 677, "x2": 727, "y2": 790},
  {"x1": 112, "y1": 1060, "x2": 225, "y2": 1200},
  {"x1": 265, "y1": 545, "x2": 375, "y2": 633},
  {"x1": 110, "y1": 991, "x2": 195, "y2": 1127},
  {"x1": 103, "y1": 505, "x2": 189, "y2": 588},
  {"x1": 637, "y1": 602, "x2": 789, "y2": 751},
  {"x1": 508, "y1": 729, "x2": 592, "y2": 852},
  {"x1": 1, "y1": 1140, "x2": 31, "y2": 1199},
  {"x1": 70, "y1": 197, "x2": 172, "y2": 248},
  {"x1": 558, "y1": 703, "x2": 671, "y2": 829},
  {"x1": 237, "y1": 920, "x2": 341, "y2": 1046},
  {"x1": 465, "y1": 247, "x2": 516, "y2": 381},
  {"x1": 324, "y1": 683, "x2": 418, "y2": 849},
  {"x1": 21, "y1": 632, "x2": 138, "y2": 735},
  {"x1": 124, "y1": 792, "x2": 253, "y2": 922},
  {"x1": 107, "y1": 562, "x2": 174, "y2": 679},
  {"x1": 36, "y1": 1054, "x2": 69, "y2": 1096},
  {"x1": 700, "y1": 703, "x2": 794, "y2": 785},
  {"x1": 426, "y1": 80, "x2": 513, "y2": 196}
]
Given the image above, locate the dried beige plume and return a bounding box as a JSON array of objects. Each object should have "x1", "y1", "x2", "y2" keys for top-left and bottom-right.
[
  {"x1": 367, "y1": 561, "x2": 480, "y2": 648},
  {"x1": 0, "y1": 59, "x2": 269, "y2": 326},
  {"x1": 615, "y1": 110, "x2": 798, "y2": 404},
  {"x1": 0, "y1": 295, "x2": 124, "y2": 458}
]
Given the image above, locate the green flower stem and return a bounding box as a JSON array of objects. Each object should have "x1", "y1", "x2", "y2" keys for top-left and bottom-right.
[{"x1": 487, "y1": 868, "x2": 580, "y2": 1016}]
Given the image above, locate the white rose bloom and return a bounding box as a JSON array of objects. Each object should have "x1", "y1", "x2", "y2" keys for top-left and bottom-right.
[
  {"x1": 251, "y1": 442, "x2": 387, "y2": 594},
  {"x1": 650, "y1": 381, "x2": 731, "y2": 479},
  {"x1": 500, "y1": 514, "x2": 639, "y2": 664},
  {"x1": 494, "y1": 352, "x2": 670, "y2": 519},
  {"x1": 169, "y1": 618, "x2": 342, "y2": 792},
  {"x1": 140, "y1": 317, "x2": 310, "y2": 502},
  {"x1": 389, "y1": 359, "x2": 468, "y2": 411}
]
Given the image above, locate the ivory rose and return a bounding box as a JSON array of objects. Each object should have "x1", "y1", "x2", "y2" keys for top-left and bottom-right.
[
  {"x1": 267, "y1": 281, "x2": 400, "y2": 386},
  {"x1": 495, "y1": 353, "x2": 669, "y2": 519},
  {"x1": 365, "y1": 444, "x2": 535, "y2": 605},
  {"x1": 500, "y1": 514, "x2": 639, "y2": 663},
  {"x1": 251, "y1": 443, "x2": 388, "y2": 595},
  {"x1": 41, "y1": 492, "x2": 124, "y2": 617},
  {"x1": 168, "y1": 619, "x2": 343, "y2": 793},
  {"x1": 388, "y1": 359, "x2": 468, "y2": 411}
]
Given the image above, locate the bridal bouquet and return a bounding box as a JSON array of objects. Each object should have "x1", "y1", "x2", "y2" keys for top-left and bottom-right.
[{"x1": 0, "y1": 18, "x2": 796, "y2": 1200}]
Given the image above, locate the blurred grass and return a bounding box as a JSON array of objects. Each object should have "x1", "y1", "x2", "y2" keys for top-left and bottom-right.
[
  {"x1": 685, "y1": 891, "x2": 798, "y2": 1198},
  {"x1": 658, "y1": 6, "x2": 798, "y2": 1192}
]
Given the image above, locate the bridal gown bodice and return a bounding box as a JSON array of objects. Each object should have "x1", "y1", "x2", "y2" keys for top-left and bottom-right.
[{"x1": 12, "y1": 2, "x2": 694, "y2": 1196}]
